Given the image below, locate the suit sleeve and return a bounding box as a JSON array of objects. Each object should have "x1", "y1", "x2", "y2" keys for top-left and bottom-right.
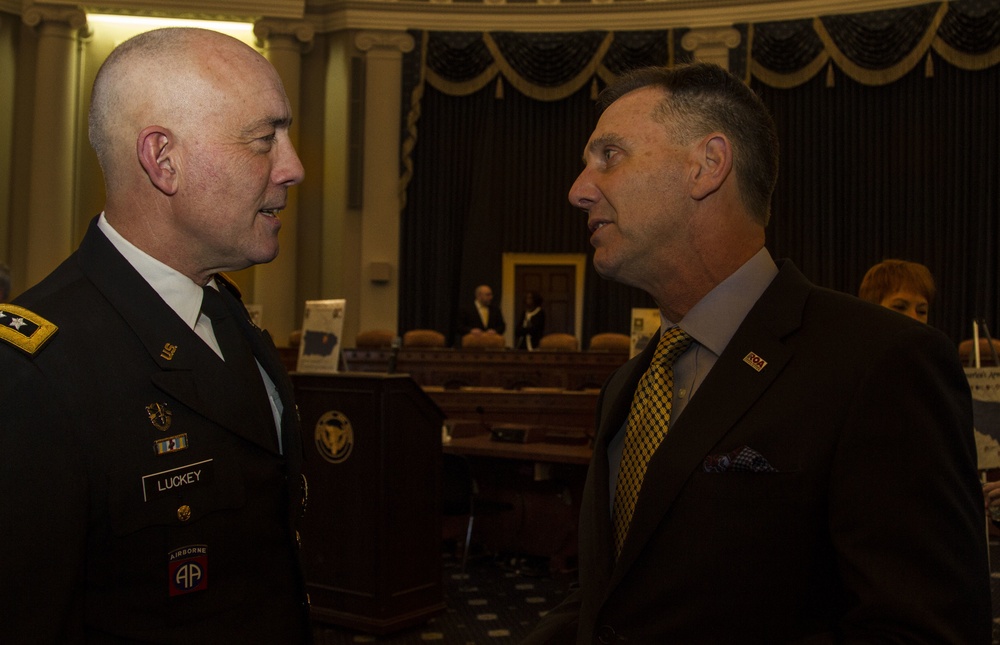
[
  {"x1": 829, "y1": 323, "x2": 991, "y2": 643},
  {"x1": 519, "y1": 588, "x2": 582, "y2": 644},
  {"x1": 456, "y1": 308, "x2": 476, "y2": 337},
  {"x1": 0, "y1": 356, "x2": 89, "y2": 642}
]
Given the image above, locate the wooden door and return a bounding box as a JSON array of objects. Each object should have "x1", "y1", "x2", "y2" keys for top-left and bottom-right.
[{"x1": 514, "y1": 265, "x2": 576, "y2": 335}]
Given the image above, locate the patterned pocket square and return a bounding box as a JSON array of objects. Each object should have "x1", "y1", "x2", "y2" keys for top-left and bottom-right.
[{"x1": 703, "y1": 446, "x2": 778, "y2": 473}]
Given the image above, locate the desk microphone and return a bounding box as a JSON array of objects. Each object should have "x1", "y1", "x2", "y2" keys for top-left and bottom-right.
[{"x1": 386, "y1": 336, "x2": 402, "y2": 374}]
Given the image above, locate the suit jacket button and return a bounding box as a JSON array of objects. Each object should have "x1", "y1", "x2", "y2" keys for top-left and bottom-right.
[{"x1": 596, "y1": 625, "x2": 616, "y2": 643}]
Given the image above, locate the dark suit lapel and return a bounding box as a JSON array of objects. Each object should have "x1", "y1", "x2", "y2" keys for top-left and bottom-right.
[
  {"x1": 609, "y1": 261, "x2": 812, "y2": 583},
  {"x1": 74, "y1": 218, "x2": 281, "y2": 453}
]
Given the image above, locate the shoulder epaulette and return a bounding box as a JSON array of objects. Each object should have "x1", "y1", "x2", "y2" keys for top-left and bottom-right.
[{"x1": 0, "y1": 305, "x2": 58, "y2": 356}]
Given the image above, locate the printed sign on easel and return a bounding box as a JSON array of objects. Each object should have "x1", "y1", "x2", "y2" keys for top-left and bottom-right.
[
  {"x1": 968, "y1": 368, "x2": 1000, "y2": 470},
  {"x1": 966, "y1": 320, "x2": 1000, "y2": 470},
  {"x1": 296, "y1": 299, "x2": 346, "y2": 374},
  {"x1": 630, "y1": 308, "x2": 661, "y2": 359}
]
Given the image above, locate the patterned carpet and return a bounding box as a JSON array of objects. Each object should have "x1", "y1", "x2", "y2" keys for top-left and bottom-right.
[
  {"x1": 315, "y1": 542, "x2": 1000, "y2": 644},
  {"x1": 312, "y1": 553, "x2": 572, "y2": 645},
  {"x1": 993, "y1": 540, "x2": 1000, "y2": 644}
]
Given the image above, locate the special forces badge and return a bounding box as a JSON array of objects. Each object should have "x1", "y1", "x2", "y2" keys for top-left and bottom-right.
[
  {"x1": 314, "y1": 410, "x2": 353, "y2": 464},
  {"x1": 146, "y1": 402, "x2": 173, "y2": 432}
]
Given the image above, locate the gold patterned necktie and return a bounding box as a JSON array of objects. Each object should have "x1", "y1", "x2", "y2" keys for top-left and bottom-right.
[{"x1": 612, "y1": 326, "x2": 693, "y2": 557}]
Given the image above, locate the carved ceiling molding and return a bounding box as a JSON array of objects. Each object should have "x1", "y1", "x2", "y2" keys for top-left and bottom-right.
[
  {"x1": 306, "y1": 0, "x2": 943, "y2": 32},
  {"x1": 0, "y1": 0, "x2": 942, "y2": 33},
  {"x1": 3, "y1": 0, "x2": 305, "y2": 21}
]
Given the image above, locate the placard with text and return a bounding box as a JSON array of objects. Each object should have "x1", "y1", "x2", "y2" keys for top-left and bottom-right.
[{"x1": 296, "y1": 299, "x2": 346, "y2": 374}]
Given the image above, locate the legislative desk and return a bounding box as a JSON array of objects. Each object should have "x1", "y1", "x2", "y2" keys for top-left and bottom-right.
[
  {"x1": 441, "y1": 430, "x2": 592, "y2": 465},
  {"x1": 340, "y1": 346, "x2": 628, "y2": 390},
  {"x1": 422, "y1": 385, "x2": 600, "y2": 431},
  {"x1": 281, "y1": 349, "x2": 625, "y2": 576},
  {"x1": 425, "y1": 385, "x2": 598, "y2": 573}
]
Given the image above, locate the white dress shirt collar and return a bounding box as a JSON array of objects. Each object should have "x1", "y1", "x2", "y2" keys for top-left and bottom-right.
[{"x1": 97, "y1": 212, "x2": 207, "y2": 330}]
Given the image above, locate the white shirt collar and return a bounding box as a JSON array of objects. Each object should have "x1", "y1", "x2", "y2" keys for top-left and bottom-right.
[{"x1": 97, "y1": 212, "x2": 207, "y2": 331}]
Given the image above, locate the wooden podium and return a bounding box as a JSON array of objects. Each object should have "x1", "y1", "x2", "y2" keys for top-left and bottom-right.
[{"x1": 292, "y1": 373, "x2": 446, "y2": 634}]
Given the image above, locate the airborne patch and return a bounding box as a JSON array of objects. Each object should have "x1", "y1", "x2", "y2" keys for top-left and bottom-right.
[{"x1": 0, "y1": 305, "x2": 57, "y2": 356}]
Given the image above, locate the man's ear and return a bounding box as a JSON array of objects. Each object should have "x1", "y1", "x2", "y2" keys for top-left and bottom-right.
[
  {"x1": 690, "y1": 133, "x2": 733, "y2": 201},
  {"x1": 137, "y1": 126, "x2": 178, "y2": 196}
]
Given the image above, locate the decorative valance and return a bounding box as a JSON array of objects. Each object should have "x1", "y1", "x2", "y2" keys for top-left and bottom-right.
[
  {"x1": 408, "y1": 0, "x2": 999, "y2": 100},
  {"x1": 399, "y1": 1, "x2": 997, "y2": 206}
]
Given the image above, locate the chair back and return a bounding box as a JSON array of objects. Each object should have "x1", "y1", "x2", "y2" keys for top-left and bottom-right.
[
  {"x1": 588, "y1": 332, "x2": 630, "y2": 352},
  {"x1": 539, "y1": 333, "x2": 579, "y2": 351},
  {"x1": 959, "y1": 338, "x2": 1000, "y2": 366},
  {"x1": 462, "y1": 332, "x2": 505, "y2": 349},
  {"x1": 355, "y1": 328, "x2": 395, "y2": 349},
  {"x1": 403, "y1": 329, "x2": 447, "y2": 348}
]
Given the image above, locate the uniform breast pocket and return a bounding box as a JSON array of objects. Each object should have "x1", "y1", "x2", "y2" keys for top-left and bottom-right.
[{"x1": 108, "y1": 457, "x2": 246, "y2": 536}]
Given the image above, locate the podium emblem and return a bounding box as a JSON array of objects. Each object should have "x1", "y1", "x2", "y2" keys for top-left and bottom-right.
[{"x1": 315, "y1": 410, "x2": 354, "y2": 464}]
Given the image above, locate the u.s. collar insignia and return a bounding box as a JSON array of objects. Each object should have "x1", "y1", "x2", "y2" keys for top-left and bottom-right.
[
  {"x1": 0, "y1": 305, "x2": 58, "y2": 356},
  {"x1": 146, "y1": 402, "x2": 173, "y2": 432},
  {"x1": 160, "y1": 343, "x2": 178, "y2": 361},
  {"x1": 743, "y1": 351, "x2": 767, "y2": 372}
]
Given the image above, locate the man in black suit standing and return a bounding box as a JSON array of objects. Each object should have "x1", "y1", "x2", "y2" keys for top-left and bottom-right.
[
  {"x1": 457, "y1": 284, "x2": 506, "y2": 340},
  {"x1": 0, "y1": 28, "x2": 310, "y2": 642},
  {"x1": 523, "y1": 63, "x2": 990, "y2": 643}
]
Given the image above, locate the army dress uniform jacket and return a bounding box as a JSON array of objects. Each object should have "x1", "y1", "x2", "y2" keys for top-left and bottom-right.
[
  {"x1": 523, "y1": 260, "x2": 991, "y2": 644},
  {"x1": 0, "y1": 217, "x2": 310, "y2": 643}
]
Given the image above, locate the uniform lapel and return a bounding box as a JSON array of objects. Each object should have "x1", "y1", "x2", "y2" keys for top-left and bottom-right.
[
  {"x1": 257, "y1": 326, "x2": 303, "y2": 459},
  {"x1": 608, "y1": 262, "x2": 811, "y2": 584},
  {"x1": 74, "y1": 217, "x2": 282, "y2": 453},
  {"x1": 218, "y1": 281, "x2": 295, "y2": 455}
]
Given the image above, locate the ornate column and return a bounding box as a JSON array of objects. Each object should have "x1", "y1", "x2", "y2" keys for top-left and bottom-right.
[
  {"x1": 354, "y1": 30, "x2": 414, "y2": 334},
  {"x1": 681, "y1": 27, "x2": 742, "y2": 70},
  {"x1": 252, "y1": 19, "x2": 314, "y2": 347},
  {"x1": 22, "y1": 4, "x2": 86, "y2": 287}
]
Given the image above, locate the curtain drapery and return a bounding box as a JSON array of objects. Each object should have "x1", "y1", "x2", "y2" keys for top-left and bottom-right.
[{"x1": 399, "y1": 1, "x2": 1000, "y2": 345}]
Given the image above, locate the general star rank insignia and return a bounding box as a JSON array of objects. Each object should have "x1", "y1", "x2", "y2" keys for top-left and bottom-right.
[
  {"x1": 146, "y1": 402, "x2": 173, "y2": 432},
  {"x1": 0, "y1": 305, "x2": 57, "y2": 356}
]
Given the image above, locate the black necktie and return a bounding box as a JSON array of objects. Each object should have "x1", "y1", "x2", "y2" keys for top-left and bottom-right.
[{"x1": 200, "y1": 285, "x2": 272, "y2": 415}]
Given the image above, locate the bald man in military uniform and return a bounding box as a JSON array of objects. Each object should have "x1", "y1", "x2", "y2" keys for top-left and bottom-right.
[{"x1": 0, "y1": 29, "x2": 310, "y2": 643}]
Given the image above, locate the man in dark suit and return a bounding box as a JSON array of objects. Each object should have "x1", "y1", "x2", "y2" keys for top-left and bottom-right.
[
  {"x1": 457, "y1": 284, "x2": 506, "y2": 339},
  {"x1": 0, "y1": 29, "x2": 310, "y2": 642},
  {"x1": 523, "y1": 63, "x2": 990, "y2": 643}
]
